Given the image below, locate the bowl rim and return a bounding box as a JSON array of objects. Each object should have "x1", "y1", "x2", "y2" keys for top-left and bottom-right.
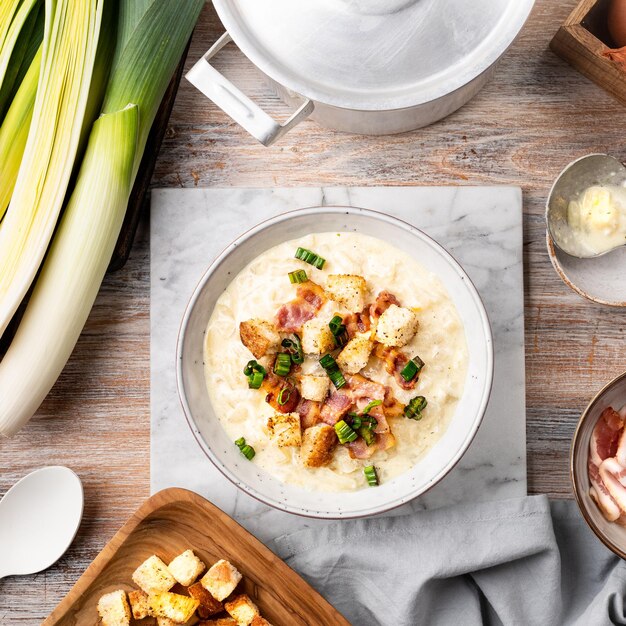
[
  {"x1": 570, "y1": 370, "x2": 626, "y2": 559},
  {"x1": 176, "y1": 205, "x2": 494, "y2": 519}
]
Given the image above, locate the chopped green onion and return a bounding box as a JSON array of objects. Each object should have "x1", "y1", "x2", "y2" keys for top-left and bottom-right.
[
  {"x1": 281, "y1": 335, "x2": 304, "y2": 365},
  {"x1": 348, "y1": 412, "x2": 362, "y2": 429},
  {"x1": 328, "y1": 314, "x2": 348, "y2": 348},
  {"x1": 273, "y1": 353, "x2": 292, "y2": 377},
  {"x1": 335, "y1": 420, "x2": 358, "y2": 444},
  {"x1": 359, "y1": 426, "x2": 376, "y2": 446},
  {"x1": 404, "y1": 396, "x2": 428, "y2": 420},
  {"x1": 329, "y1": 315, "x2": 343, "y2": 334},
  {"x1": 243, "y1": 360, "x2": 266, "y2": 388},
  {"x1": 295, "y1": 247, "x2": 326, "y2": 269},
  {"x1": 277, "y1": 387, "x2": 292, "y2": 406},
  {"x1": 320, "y1": 354, "x2": 346, "y2": 389},
  {"x1": 400, "y1": 356, "x2": 425, "y2": 382},
  {"x1": 288, "y1": 269, "x2": 308, "y2": 284},
  {"x1": 235, "y1": 437, "x2": 255, "y2": 460},
  {"x1": 362, "y1": 400, "x2": 382, "y2": 415},
  {"x1": 364, "y1": 465, "x2": 379, "y2": 486}
]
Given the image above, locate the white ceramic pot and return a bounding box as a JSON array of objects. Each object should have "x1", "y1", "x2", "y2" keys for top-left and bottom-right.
[{"x1": 176, "y1": 207, "x2": 493, "y2": 518}]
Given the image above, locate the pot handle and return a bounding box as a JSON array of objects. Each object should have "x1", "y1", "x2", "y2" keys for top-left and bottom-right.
[{"x1": 186, "y1": 33, "x2": 314, "y2": 147}]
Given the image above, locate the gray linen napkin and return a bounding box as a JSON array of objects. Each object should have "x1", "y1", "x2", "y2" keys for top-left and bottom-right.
[{"x1": 272, "y1": 496, "x2": 626, "y2": 626}]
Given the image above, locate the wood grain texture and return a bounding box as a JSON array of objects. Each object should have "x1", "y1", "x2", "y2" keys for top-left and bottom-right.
[
  {"x1": 44, "y1": 488, "x2": 349, "y2": 626},
  {"x1": 551, "y1": 0, "x2": 626, "y2": 106},
  {"x1": 1, "y1": 0, "x2": 625, "y2": 622}
]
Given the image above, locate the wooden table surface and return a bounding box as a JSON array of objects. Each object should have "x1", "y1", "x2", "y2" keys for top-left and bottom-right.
[{"x1": 1, "y1": 1, "x2": 625, "y2": 622}]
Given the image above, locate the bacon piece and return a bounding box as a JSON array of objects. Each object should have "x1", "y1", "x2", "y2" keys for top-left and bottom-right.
[
  {"x1": 343, "y1": 310, "x2": 371, "y2": 340},
  {"x1": 373, "y1": 343, "x2": 418, "y2": 391},
  {"x1": 589, "y1": 407, "x2": 624, "y2": 467},
  {"x1": 296, "y1": 398, "x2": 322, "y2": 429},
  {"x1": 320, "y1": 390, "x2": 352, "y2": 425},
  {"x1": 369, "y1": 291, "x2": 401, "y2": 321},
  {"x1": 347, "y1": 438, "x2": 375, "y2": 460},
  {"x1": 589, "y1": 459, "x2": 621, "y2": 522},
  {"x1": 347, "y1": 374, "x2": 386, "y2": 402},
  {"x1": 599, "y1": 457, "x2": 626, "y2": 514},
  {"x1": 376, "y1": 431, "x2": 396, "y2": 451},
  {"x1": 274, "y1": 281, "x2": 327, "y2": 332},
  {"x1": 383, "y1": 386, "x2": 404, "y2": 417},
  {"x1": 262, "y1": 370, "x2": 300, "y2": 414}
]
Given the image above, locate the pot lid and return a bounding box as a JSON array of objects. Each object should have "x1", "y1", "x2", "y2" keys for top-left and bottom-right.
[{"x1": 212, "y1": 0, "x2": 534, "y2": 111}]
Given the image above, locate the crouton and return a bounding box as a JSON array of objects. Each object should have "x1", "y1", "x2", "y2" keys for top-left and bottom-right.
[
  {"x1": 132, "y1": 555, "x2": 176, "y2": 594},
  {"x1": 97, "y1": 590, "x2": 131, "y2": 626},
  {"x1": 336, "y1": 333, "x2": 373, "y2": 374},
  {"x1": 375, "y1": 304, "x2": 419, "y2": 347},
  {"x1": 267, "y1": 413, "x2": 301, "y2": 447},
  {"x1": 325, "y1": 274, "x2": 367, "y2": 312},
  {"x1": 250, "y1": 618, "x2": 273, "y2": 626},
  {"x1": 225, "y1": 594, "x2": 260, "y2": 626},
  {"x1": 188, "y1": 582, "x2": 223, "y2": 618},
  {"x1": 128, "y1": 589, "x2": 152, "y2": 620},
  {"x1": 301, "y1": 317, "x2": 335, "y2": 354},
  {"x1": 301, "y1": 424, "x2": 337, "y2": 468},
  {"x1": 148, "y1": 591, "x2": 199, "y2": 623},
  {"x1": 168, "y1": 549, "x2": 206, "y2": 587},
  {"x1": 299, "y1": 374, "x2": 329, "y2": 402},
  {"x1": 200, "y1": 559, "x2": 242, "y2": 601},
  {"x1": 239, "y1": 319, "x2": 280, "y2": 359},
  {"x1": 198, "y1": 619, "x2": 238, "y2": 626}
]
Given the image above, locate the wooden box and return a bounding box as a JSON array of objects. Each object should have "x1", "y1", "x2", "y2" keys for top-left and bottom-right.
[{"x1": 551, "y1": 0, "x2": 626, "y2": 105}]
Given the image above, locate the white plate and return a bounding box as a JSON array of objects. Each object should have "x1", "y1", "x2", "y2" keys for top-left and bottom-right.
[{"x1": 176, "y1": 207, "x2": 494, "y2": 518}]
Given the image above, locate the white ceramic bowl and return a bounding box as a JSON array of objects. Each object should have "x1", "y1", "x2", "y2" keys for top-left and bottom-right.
[
  {"x1": 177, "y1": 207, "x2": 494, "y2": 518},
  {"x1": 571, "y1": 372, "x2": 626, "y2": 558}
]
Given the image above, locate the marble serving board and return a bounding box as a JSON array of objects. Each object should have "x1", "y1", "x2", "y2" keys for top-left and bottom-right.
[{"x1": 151, "y1": 187, "x2": 526, "y2": 541}]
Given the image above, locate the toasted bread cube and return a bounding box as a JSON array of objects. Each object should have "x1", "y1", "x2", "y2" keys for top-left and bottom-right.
[
  {"x1": 128, "y1": 589, "x2": 152, "y2": 620},
  {"x1": 201, "y1": 559, "x2": 242, "y2": 601},
  {"x1": 251, "y1": 618, "x2": 273, "y2": 626},
  {"x1": 148, "y1": 591, "x2": 199, "y2": 623},
  {"x1": 240, "y1": 319, "x2": 280, "y2": 359},
  {"x1": 325, "y1": 274, "x2": 367, "y2": 312},
  {"x1": 132, "y1": 555, "x2": 176, "y2": 594},
  {"x1": 336, "y1": 333, "x2": 373, "y2": 374},
  {"x1": 188, "y1": 582, "x2": 223, "y2": 617},
  {"x1": 97, "y1": 590, "x2": 131, "y2": 626},
  {"x1": 301, "y1": 317, "x2": 335, "y2": 355},
  {"x1": 198, "y1": 619, "x2": 238, "y2": 626},
  {"x1": 168, "y1": 549, "x2": 206, "y2": 587},
  {"x1": 300, "y1": 374, "x2": 330, "y2": 402},
  {"x1": 301, "y1": 424, "x2": 337, "y2": 468},
  {"x1": 267, "y1": 413, "x2": 301, "y2": 447},
  {"x1": 225, "y1": 594, "x2": 260, "y2": 626},
  {"x1": 375, "y1": 304, "x2": 419, "y2": 347}
]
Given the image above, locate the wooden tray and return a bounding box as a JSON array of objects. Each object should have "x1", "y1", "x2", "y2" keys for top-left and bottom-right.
[
  {"x1": 550, "y1": 0, "x2": 626, "y2": 106},
  {"x1": 43, "y1": 488, "x2": 350, "y2": 626}
]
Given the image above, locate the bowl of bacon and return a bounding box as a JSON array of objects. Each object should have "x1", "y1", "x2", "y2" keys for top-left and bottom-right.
[{"x1": 572, "y1": 371, "x2": 626, "y2": 557}]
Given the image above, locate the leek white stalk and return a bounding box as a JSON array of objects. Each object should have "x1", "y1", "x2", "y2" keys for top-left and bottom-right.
[
  {"x1": 0, "y1": 0, "x2": 104, "y2": 337},
  {"x1": 0, "y1": 45, "x2": 40, "y2": 220},
  {"x1": 0, "y1": 104, "x2": 138, "y2": 437}
]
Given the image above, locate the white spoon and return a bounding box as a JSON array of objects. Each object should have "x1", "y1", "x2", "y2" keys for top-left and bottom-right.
[{"x1": 0, "y1": 466, "x2": 83, "y2": 579}]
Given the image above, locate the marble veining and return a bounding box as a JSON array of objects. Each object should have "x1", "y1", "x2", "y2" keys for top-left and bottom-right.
[{"x1": 151, "y1": 187, "x2": 525, "y2": 541}]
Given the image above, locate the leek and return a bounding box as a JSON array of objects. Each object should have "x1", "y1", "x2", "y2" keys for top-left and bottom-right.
[
  {"x1": 0, "y1": 105, "x2": 138, "y2": 436},
  {"x1": 0, "y1": 0, "x2": 204, "y2": 436},
  {"x1": 0, "y1": 0, "x2": 105, "y2": 337},
  {"x1": 0, "y1": 45, "x2": 40, "y2": 221}
]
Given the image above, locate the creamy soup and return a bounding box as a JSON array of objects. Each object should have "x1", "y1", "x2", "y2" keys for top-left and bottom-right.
[{"x1": 204, "y1": 232, "x2": 468, "y2": 491}]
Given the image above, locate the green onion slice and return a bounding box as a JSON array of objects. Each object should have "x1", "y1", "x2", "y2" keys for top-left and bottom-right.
[
  {"x1": 288, "y1": 269, "x2": 308, "y2": 284},
  {"x1": 400, "y1": 356, "x2": 425, "y2": 382},
  {"x1": 277, "y1": 387, "x2": 292, "y2": 406},
  {"x1": 235, "y1": 437, "x2": 255, "y2": 460},
  {"x1": 273, "y1": 353, "x2": 292, "y2": 377},
  {"x1": 404, "y1": 396, "x2": 428, "y2": 420},
  {"x1": 329, "y1": 315, "x2": 343, "y2": 334},
  {"x1": 362, "y1": 400, "x2": 382, "y2": 415},
  {"x1": 329, "y1": 314, "x2": 348, "y2": 348},
  {"x1": 335, "y1": 419, "x2": 358, "y2": 444},
  {"x1": 319, "y1": 354, "x2": 347, "y2": 389},
  {"x1": 364, "y1": 465, "x2": 379, "y2": 486},
  {"x1": 281, "y1": 335, "x2": 304, "y2": 365},
  {"x1": 295, "y1": 247, "x2": 326, "y2": 269},
  {"x1": 243, "y1": 360, "x2": 266, "y2": 388},
  {"x1": 359, "y1": 426, "x2": 376, "y2": 446}
]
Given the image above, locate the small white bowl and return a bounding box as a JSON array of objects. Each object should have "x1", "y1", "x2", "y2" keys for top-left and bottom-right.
[{"x1": 176, "y1": 207, "x2": 494, "y2": 519}]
